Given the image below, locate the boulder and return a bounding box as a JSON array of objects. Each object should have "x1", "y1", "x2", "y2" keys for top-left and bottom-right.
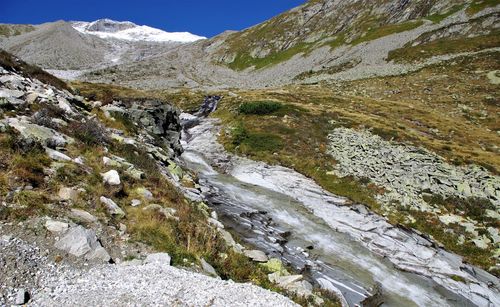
[
  {"x1": 126, "y1": 168, "x2": 144, "y2": 180},
  {"x1": 46, "y1": 148, "x2": 72, "y2": 161},
  {"x1": 57, "y1": 97, "x2": 75, "y2": 115},
  {"x1": 261, "y1": 258, "x2": 289, "y2": 275},
  {"x1": 244, "y1": 250, "x2": 268, "y2": 262},
  {"x1": 131, "y1": 199, "x2": 142, "y2": 207},
  {"x1": 208, "y1": 217, "x2": 224, "y2": 229},
  {"x1": 167, "y1": 161, "x2": 184, "y2": 180},
  {"x1": 58, "y1": 187, "x2": 80, "y2": 202},
  {"x1": 69, "y1": 209, "x2": 97, "y2": 223},
  {"x1": 5, "y1": 117, "x2": 73, "y2": 147},
  {"x1": 200, "y1": 258, "x2": 218, "y2": 277},
  {"x1": 218, "y1": 229, "x2": 244, "y2": 253},
  {"x1": 101, "y1": 170, "x2": 121, "y2": 185},
  {"x1": 144, "y1": 253, "x2": 171, "y2": 266},
  {"x1": 127, "y1": 100, "x2": 182, "y2": 155},
  {"x1": 45, "y1": 219, "x2": 69, "y2": 234},
  {"x1": 14, "y1": 289, "x2": 30, "y2": 305},
  {"x1": 100, "y1": 196, "x2": 125, "y2": 216},
  {"x1": 54, "y1": 226, "x2": 111, "y2": 262}
]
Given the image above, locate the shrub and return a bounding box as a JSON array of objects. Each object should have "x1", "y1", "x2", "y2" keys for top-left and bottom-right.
[
  {"x1": 68, "y1": 119, "x2": 109, "y2": 145},
  {"x1": 238, "y1": 101, "x2": 283, "y2": 115},
  {"x1": 31, "y1": 105, "x2": 65, "y2": 129},
  {"x1": 231, "y1": 122, "x2": 249, "y2": 146}
]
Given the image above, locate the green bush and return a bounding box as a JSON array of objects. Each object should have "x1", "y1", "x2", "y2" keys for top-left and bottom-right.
[
  {"x1": 231, "y1": 122, "x2": 249, "y2": 146},
  {"x1": 238, "y1": 101, "x2": 283, "y2": 115},
  {"x1": 68, "y1": 119, "x2": 109, "y2": 145}
]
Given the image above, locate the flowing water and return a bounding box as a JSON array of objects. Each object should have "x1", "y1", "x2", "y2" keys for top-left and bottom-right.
[{"x1": 179, "y1": 102, "x2": 499, "y2": 306}]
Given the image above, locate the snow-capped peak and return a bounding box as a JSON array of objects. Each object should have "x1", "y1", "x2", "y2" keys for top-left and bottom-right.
[{"x1": 72, "y1": 19, "x2": 206, "y2": 43}]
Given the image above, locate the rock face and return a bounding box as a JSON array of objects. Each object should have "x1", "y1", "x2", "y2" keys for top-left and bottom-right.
[
  {"x1": 54, "y1": 226, "x2": 111, "y2": 262},
  {"x1": 127, "y1": 100, "x2": 182, "y2": 155}
]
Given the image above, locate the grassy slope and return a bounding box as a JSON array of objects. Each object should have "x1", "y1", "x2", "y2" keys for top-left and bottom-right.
[{"x1": 388, "y1": 31, "x2": 500, "y2": 63}]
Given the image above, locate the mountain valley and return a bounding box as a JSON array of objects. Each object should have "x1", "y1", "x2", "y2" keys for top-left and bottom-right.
[{"x1": 0, "y1": 0, "x2": 499, "y2": 306}]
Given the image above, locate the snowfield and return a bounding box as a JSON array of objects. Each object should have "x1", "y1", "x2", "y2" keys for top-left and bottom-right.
[{"x1": 72, "y1": 19, "x2": 206, "y2": 43}]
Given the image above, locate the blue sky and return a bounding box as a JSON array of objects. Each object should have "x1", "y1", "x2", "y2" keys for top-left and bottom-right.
[{"x1": 0, "y1": 0, "x2": 306, "y2": 37}]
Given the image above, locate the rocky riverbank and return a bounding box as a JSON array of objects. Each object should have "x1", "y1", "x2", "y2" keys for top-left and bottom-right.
[
  {"x1": 0, "y1": 54, "x2": 299, "y2": 306},
  {"x1": 182, "y1": 116, "x2": 500, "y2": 306}
]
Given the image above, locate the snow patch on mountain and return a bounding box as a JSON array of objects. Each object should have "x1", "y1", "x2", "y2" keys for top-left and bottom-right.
[{"x1": 72, "y1": 19, "x2": 205, "y2": 43}]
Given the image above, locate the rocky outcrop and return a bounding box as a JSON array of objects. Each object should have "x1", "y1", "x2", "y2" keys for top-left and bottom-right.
[
  {"x1": 54, "y1": 226, "x2": 111, "y2": 262},
  {"x1": 102, "y1": 100, "x2": 183, "y2": 157}
]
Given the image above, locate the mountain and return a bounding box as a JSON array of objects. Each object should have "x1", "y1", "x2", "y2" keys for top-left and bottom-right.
[
  {"x1": 0, "y1": 19, "x2": 205, "y2": 74},
  {"x1": 72, "y1": 19, "x2": 206, "y2": 43},
  {"x1": 77, "y1": 0, "x2": 499, "y2": 89},
  {"x1": 2, "y1": 1, "x2": 498, "y2": 89}
]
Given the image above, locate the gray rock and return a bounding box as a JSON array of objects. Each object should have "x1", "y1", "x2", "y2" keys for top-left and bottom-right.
[
  {"x1": 101, "y1": 170, "x2": 121, "y2": 185},
  {"x1": 46, "y1": 148, "x2": 72, "y2": 162},
  {"x1": 54, "y1": 226, "x2": 110, "y2": 262},
  {"x1": 58, "y1": 187, "x2": 80, "y2": 201},
  {"x1": 131, "y1": 199, "x2": 142, "y2": 207},
  {"x1": 143, "y1": 204, "x2": 177, "y2": 220},
  {"x1": 45, "y1": 219, "x2": 69, "y2": 234},
  {"x1": 135, "y1": 187, "x2": 153, "y2": 200},
  {"x1": 200, "y1": 258, "x2": 218, "y2": 277},
  {"x1": 100, "y1": 196, "x2": 125, "y2": 216},
  {"x1": 244, "y1": 249, "x2": 268, "y2": 262},
  {"x1": 14, "y1": 289, "x2": 30, "y2": 305},
  {"x1": 127, "y1": 100, "x2": 182, "y2": 155},
  {"x1": 4, "y1": 117, "x2": 73, "y2": 147},
  {"x1": 69, "y1": 209, "x2": 97, "y2": 223},
  {"x1": 144, "y1": 253, "x2": 171, "y2": 266}
]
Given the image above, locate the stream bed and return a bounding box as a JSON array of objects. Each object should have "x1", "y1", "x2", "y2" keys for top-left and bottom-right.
[{"x1": 179, "y1": 108, "x2": 500, "y2": 307}]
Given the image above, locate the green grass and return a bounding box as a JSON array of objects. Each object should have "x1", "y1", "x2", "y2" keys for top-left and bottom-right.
[
  {"x1": 467, "y1": 0, "x2": 500, "y2": 15},
  {"x1": 426, "y1": 4, "x2": 465, "y2": 23},
  {"x1": 387, "y1": 31, "x2": 500, "y2": 63},
  {"x1": 231, "y1": 123, "x2": 284, "y2": 153},
  {"x1": 228, "y1": 43, "x2": 313, "y2": 71},
  {"x1": 351, "y1": 20, "x2": 424, "y2": 45},
  {"x1": 239, "y1": 101, "x2": 283, "y2": 115}
]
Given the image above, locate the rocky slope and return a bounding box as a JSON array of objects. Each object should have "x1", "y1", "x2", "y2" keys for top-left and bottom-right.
[
  {"x1": 77, "y1": 0, "x2": 499, "y2": 89},
  {"x1": 0, "y1": 19, "x2": 204, "y2": 75},
  {"x1": 0, "y1": 52, "x2": 322, "y2": 306}
]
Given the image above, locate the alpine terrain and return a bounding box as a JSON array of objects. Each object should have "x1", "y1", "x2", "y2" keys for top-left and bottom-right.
[{"x1": 0, "y1": 0, "x2": 499, "y2": 306}]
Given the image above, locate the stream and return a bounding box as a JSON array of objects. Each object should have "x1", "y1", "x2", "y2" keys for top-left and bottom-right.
[{"x1": 178, "y1": 99, "x2": 500, "y2": 306}]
